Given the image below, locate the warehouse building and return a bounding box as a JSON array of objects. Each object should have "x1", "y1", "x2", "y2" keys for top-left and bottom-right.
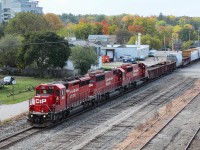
[{"x1": 101, "y1": 44, "x2": 149, "y2": 61}]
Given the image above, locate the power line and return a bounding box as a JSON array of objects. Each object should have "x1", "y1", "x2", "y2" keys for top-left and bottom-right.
[{"x1": 0, "y1": 40, "x2": 68, "y2": 48}]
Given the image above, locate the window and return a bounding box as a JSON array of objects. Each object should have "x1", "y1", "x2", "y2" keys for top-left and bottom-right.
[
  {"x1": 61, "y1": 90, "x2": 65, "y2": 96},
  {"x1": 42, "y1": 90, "x2": 47, "y2": 94},
  {"x1": 80, "y1": 81, "x2": 85, "y2": 87},
  {"x1": 96, "y1": 75, "x2": 105, "y2": 82},
  {"x1": 73, "y1": 82, "x2": 79, "y2": 86},
  {"x1": 80, "y1": 80, "x2": 90, "y2": 87},
  {"x1": 56, "y1": 90, "x2": 60, "y2": 96},
  {"x1": 86, "y1": 80, "x2": 90, "y2": 85},
  {"x1": 64, "y1": 83, "x2": 68, "y2": 89},
  {"x1": 47, "y1": 89, "x2": 54, "y2": 94},
  {"x1": 127, "y1": 67, "x2": 133, "y2": 72},
  {"x1": 113, "y1": 70, "x2": 117, "y2": 75},
  {"x1": 36, "y1": 90, "x2": 40, "y2": 95}
]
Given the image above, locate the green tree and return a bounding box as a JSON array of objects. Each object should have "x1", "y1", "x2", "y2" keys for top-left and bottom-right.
[
  {"x1": 70, "y1": 46, "x2": 98, "y2": 74},
  {"x1": 0, "y1": 34, "x2": 22, "y2": 67},
  {"x1": 182, "y1": 41, "x2": 193, "y2": 50},
  {"x1": 179, "y1": 27, "x2": 196, "y2": 42},
  {"x1": 116, "y1": 29, "x2": 132, "y2": 44},
  {"x1": 18, "y1": 32, "x2": 71, "y2": 72},
  {"x1": 142, "y1": 35, "x2": 162, "y2": 50},
  {"x1": 5, "y1": 12, "x2": 49, "y2": 35},
  {"x1": 0, "y1": 22, "x2": 7, "y2": 38},
  {"x1": 128, "y1": 34, "x2": 162, "y2": 50}
]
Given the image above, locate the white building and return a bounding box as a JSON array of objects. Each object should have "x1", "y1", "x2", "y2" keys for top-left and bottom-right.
[
  {"x1": 101, "y1": 45, "x2": 149, "y2": 61},
  {"x1": 1, "y1": 0, "x2": 43, "y2": 22}
]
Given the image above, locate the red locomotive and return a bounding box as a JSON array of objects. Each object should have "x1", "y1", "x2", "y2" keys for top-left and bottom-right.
[{"x1": 27, "y1": 61, "x2": 175, "y2": 127}]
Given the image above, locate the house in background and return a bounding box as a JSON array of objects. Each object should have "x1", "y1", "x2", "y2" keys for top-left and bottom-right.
[
  {"x1": 88, "y1": 35, "x2": 117, "y2": 46},
  {"x1": 64, "y1": 37, "x2": 102, "y2": 76}
]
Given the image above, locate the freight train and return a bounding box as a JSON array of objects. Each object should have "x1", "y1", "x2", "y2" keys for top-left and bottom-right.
[{"x1": 27, "y1": 47, "x2": 200, "y2": 127}]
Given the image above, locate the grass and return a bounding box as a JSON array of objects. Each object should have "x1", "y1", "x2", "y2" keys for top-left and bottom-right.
[{"x1": 0, "y1": 76, "x2": 53, "y2": 104}]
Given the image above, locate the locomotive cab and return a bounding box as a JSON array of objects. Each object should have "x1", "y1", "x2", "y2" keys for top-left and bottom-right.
[{"x1": 27, "y1": 84, "x2": 66, "y2": 127}]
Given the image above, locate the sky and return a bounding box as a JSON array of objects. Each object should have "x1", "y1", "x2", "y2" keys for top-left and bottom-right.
[{"x1": 38, "y1": 0, "x2": 200, "y2": 17}]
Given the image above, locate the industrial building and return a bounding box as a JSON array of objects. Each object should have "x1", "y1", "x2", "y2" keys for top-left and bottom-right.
[{"x1": 101, "y1": 44, "x2": 149, "y2": 62}]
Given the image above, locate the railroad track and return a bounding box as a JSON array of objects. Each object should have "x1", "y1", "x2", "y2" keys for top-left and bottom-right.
[
  {"x1": 78, "y1": 78, "x2": 196, "y2": 150},
  {"x1": 0, "y1": 73, "x2": 189, "y2": 149},
  {"x1": 185, "y1": 126, "x2": 200, "y2": 150},
  {"x1": 0, "y1": 127, "x2": 39, "y2": 149},
  {"x1": 113, "y1": 80, "x2": 200, "y2": 150}
]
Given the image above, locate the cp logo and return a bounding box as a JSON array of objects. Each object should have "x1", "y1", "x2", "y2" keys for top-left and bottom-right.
[{"x1": 36, "y1": 99, "x2": 46, "y2": 104}]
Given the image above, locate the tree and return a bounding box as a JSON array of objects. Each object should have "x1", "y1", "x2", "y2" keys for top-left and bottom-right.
[
  {"x1": 179, "y1": 27, "x2": 196, "y2": 42},
  {"x1": 18, "y1": 32, "x2": 71, "y2": 72},
  {"x1": 70, "y1": 46, "x2": 98, "y2": 74},
  {"x1": 116, "y1": 29, "x2": 132, "y2": 44},
  {"x1": 182, "y1": 41, "x2": 193, "y2": 50},
  {"x1": 5, "y1": 12, "x2": 49, "y2": 35},
  {"x1": 141, "y1": 35, "x2": 162, "y2": 50},
  {"x1": 95, "y1": 15, "x2": 106, "y2": 22},
  {"x1": 0, "y1": 22, "x2": 7, "y2": 38},
  {"x1": 141, "y1": 17, "x2": 157, "y2": 36},
  {"x1": 0, "y1": 34, "x2": 22, "y2": 67},
  {"x1": 128, "y1": 34, "x2": 162, "y2": 50},
  {"x1": 44, "y1": 13, "x2": 64, "y2": 31}
]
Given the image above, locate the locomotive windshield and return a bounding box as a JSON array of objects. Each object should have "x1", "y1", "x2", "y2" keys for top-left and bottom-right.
[{"x1": 36, "y1": 86, "x2": 55, "y2": 95}]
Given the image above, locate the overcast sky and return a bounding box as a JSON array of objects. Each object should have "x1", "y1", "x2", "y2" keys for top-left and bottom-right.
[{"x1": 38, "y1": 0, "x2": 200, "y2": 17}]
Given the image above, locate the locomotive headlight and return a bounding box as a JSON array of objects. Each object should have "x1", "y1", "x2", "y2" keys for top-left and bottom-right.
[
  {"x1": 31, "y1": 115, "x2": 33, "y2": 118},
  {"x1": 43, "y1": 115, "x2": 46, "y2": 118}
]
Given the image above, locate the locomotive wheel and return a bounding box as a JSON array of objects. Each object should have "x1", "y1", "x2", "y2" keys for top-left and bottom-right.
[
  {"x1": 132, "y1": 82, "x2": 136, "y2": 88},
  {"x1": 105, "y1": 93, "x2": 110, "y2": 100},
  {"x1": 65, "y1": 110, "x2": 70, "y2": 117}
]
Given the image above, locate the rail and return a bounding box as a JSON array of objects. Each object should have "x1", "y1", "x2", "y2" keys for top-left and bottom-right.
[
  {"x1": 113, "y1": 80, "x2": 200, "y2": 150},
  {"x1": 184, "y1": 126, "x2": 200, "y2": 150},
  {"x1": 0, "y1": 127, "x2": 39, "y2": 149}
]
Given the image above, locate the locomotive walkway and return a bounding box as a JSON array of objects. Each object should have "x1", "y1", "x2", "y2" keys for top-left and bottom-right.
[{"x1": 0, "y1": 100, "x2": 28, "y2": 122}]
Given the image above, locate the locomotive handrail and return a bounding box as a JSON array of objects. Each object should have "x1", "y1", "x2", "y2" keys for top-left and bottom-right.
[{"x1": 42, "y1": 104, "x2": 54, "y2": 113}]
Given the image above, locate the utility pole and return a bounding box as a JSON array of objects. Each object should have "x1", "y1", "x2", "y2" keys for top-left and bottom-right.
[
  {"x1": 164, "y1": 35, "x2": 166, "y2": 51},
  {"x1": 172, "y1": 34, "x2": 174, "y2": 51},
  {"x1": 198, "y1": 30, "x2": 199, "y2": 47},
  {"x1": 189, "y1": 31, "x2": 191, "y2": 41}
]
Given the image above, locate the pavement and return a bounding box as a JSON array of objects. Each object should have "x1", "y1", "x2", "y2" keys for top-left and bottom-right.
[{"x1": 0, "y1": 100, "x2": 29, "y2": 121}]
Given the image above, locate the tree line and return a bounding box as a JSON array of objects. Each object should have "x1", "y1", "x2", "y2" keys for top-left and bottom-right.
[
  {"x1": 59, "y1": 13, "x2": 200, "y2": 49},
  {"x1": 0, "y1": 12, "x2": 98, "y2": 76}
]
